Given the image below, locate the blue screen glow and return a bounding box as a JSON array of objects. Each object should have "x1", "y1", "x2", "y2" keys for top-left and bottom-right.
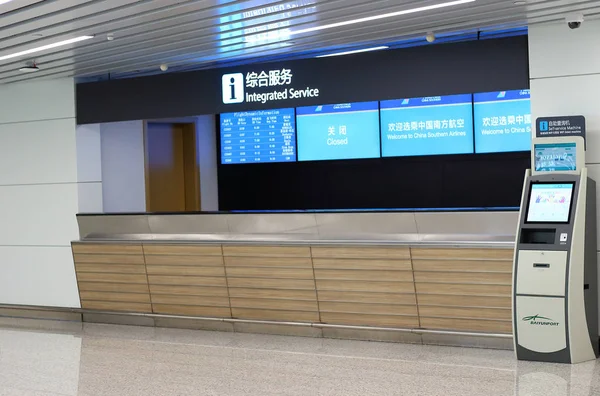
[
  {"x1": 296, "y1": 101, "x2": 380, "y2": 161},
  {"x1": 473, "y1": 89, "x2": 531, "y2": 153},
  {"x1": 220, "y1": 108, "x2": 296, "y2": 164},
  {"x1": 380, "y1": 94, "x2": 474, "y2": 157}
]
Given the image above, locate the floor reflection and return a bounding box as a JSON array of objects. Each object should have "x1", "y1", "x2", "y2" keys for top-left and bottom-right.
[{"x1": 0, "y1": 319, "x2": 599, "y2": 395}]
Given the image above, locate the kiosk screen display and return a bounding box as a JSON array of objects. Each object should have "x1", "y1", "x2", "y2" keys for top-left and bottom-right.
[
  {"x1": 380, "y1": 94, "x2": 474, "y2": 157},
  {"x1": 220, "y1": 108, "x2": 296, "y2": 164},
  {"x1": 526, "y1": 183, "x2": 575, "y2": 223},
  {"x1": 534, "y1": 143, "x2": 577, "y2": 172},
  {"x1": 297, "y1": 101, "x2": 380, "y2": 161}
]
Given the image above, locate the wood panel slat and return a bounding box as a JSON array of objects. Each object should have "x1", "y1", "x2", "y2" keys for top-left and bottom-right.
[
  {"x1": 72, "y1": 244, "x2": 142, "y2": 255},
  {"x1": 73, "y1": 254, "x2": 145, "y2": 265},
  {"x1": 228, "y1": 288, "x2": 317, "y2": 300},
  {"x1": 226, "y1": 267, "x2": 314, "y2": 279},
  {"x1": 232, "y1": 308, "x2": 318, "y2": 322},
  {"x1": 419, "y1": 306, "x2": 512, "y2": 321},
  {"x1": 222, "y1": 245, "x2": 311, "y2": 258},
  {"x1": 317, "y1": 290, "x2": 417, "y2": 305},
  {"x1": 311, "y1": 247, "x2": 410, "y2": 260},
  {"x1": 150, "y1": 295, "x2": 230, "y2": 307},
  {"x1": 143, "y1": 245, "x2": 222, "y2": 256},
  {"x1": 147, "y1": 276, "x2": 227, "y2": 287},
  {"x1": 153, "y1": 304, "x2": 231, "y2": 317},
  {"x1": 320, "y1": 312, "x2": 419, "y2": 328},
  {"x1": 79, "y1": 291, "x2": 151, "y2": 303},
  {"x1": 144, "y1": 255, "x2": 223, "y2": 266},
  {"x1": 416, "y1": 283, "x2": 511, "y2": 296},
  {"x1": 80, "y1": 300, "x2": 151, "y2": 313},
  {"x1": 224, "y1": 256, "x2": 312, "y2": 268},
  {"x1": 411, "y1": 248, "x2": 513, "y2": 261},
  {"x1": 312, "y1": 258, "x2": 412, "y2": 271},
  {"x1": 319, "y1": 302, "x2": 418, "y2": 316},
  {"x1": 412, "y1": 260, "x2": 512, "y2": 273},
  {"x1": 149, "y1": 285, "x2": 228, "y2": 297},
  {"x1": 417, "y1": 294, "x2": 511, "y2": 308},
  {"x1": 314, "y1": 269, "x2": 414, "y2": 282},
  {"x1": 75, "y1": 263, "x2": 146, "y2": 274},
  {"x1": 316, "y1": 280, "x2": 415, "y2": 293},
  {"x1": 228, "y1": 278, "x2": 315, "y2": 290},
  {"x1": 420, "y1": 317, "x2": 512, "y2": 333},
  {"x1": 414, "y1": 272, "x2": 512, "y2": 284},
  {"x1": 77, "y1": 282, "x2": 150, "y2": 294},
  {"x1": 77, "y1": 273, "x2": 149, "y2": 284},
  {"x1": 230, "y1": 298, "x2": 317, "y2": 311},
  {"x1": 146, "y1": 265, "x2": 225, "y2": 277}
]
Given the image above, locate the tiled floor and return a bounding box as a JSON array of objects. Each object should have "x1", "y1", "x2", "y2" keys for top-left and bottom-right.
[{"x1": 0, "y1": 319, "x2": 599, "y2": 396}]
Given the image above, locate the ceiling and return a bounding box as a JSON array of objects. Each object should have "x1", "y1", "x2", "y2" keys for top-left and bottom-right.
[{"x1": 0, "y1": 0, "x2": 598, "y2": 84}]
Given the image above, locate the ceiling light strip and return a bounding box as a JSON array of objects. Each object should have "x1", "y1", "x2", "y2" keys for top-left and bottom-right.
[
  {"x1": 0, "y1": 35, "x2": 95, "y2": 62},
  {"x1": 0, "y1": 0, "x2": 14, "y2": 5},
  {"x1": 316, "y1": 46, "x2": 389, "y2": 58}
]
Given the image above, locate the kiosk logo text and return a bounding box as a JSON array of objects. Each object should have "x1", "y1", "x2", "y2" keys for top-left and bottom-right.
[{"x1": 522, "y1": 314, "x2": 559, "y2": 326}]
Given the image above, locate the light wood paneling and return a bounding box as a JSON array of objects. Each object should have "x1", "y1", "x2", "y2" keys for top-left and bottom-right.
[
  {"x1": 79, "y1": 291, "x2": 151, "y2": 303},
  {"x1": 148, "y1": 275, "x2": 226, "y2": 287},
  {"x1": 153, "y1": 304, "x2": 231, "y2": 317},
  {"x1": 146, "y1": 265, "x2": 225, "y2": 277},
  {"x1": 72, "y1": 243, "x2": 142, "y2": 255},
  {"x1": 80, "y1": 300, "x2": 152, "y2": 313},
  {"x1": 313, "y1": 258, "x2": 412, "y2": 271},
  {"x1": 418, "y1": 294, "x2": 511, "y2": 308},
  {"x1": 414, "y1": 271, "x2": 512, "y2": 284},
  {"x1": 420, "y1": 317, "x2": 512, "y2": 333},
  {"x1": 316, "y1": 280, "x2": 415, "y2": 293},
  {"x1": 320, "y1": 302, "x2": 418, "y2": 316},
  {"x1": 226, "y1": 267, "x2": 314, "y2": 279},
  {"x1": 75, "y1": 263, "x2": 146, "y2": 274},
  {"x1": 416, "y1": 283, "x2": 512, "y2": 296},
  {"x1": 318, "y1": 290, "x2": 417, "y2": 305},
  {"x1": 230, "y1": 298, "x2": 318, "y2": 311},
  {"x1": 315, "y1": 269, "x2": 414, "y2": 282},
  {"x1": 78, "y1": 282, "x2": 150, "y2": 294},
  {"x1": 223, "y1": 245, "x2": 311, "y2": 258},
  {"x1": 232, "y1": 308, "x2": 319, "y2": 322},
  {"x1": 228, "y1": 288, "x2": 317, "y2": 300},
  {"x1": 143, "y1": 245, "x2": 222, "y2": 256},
  {"x1": 77, "y1": 273, "x2": 149, "y2": 284},
  {"x1": 224, "y1": 256, "x2": 312, "y2": 268},
  {"x1": 145, "y1": 255, "x2": 223, "y2": 266},
  {"x1": 412, "y1": 260, "x2": 512, "y2": 273},
  {"x1": 419, "y1": 306, "x2": 511, "y2": 321},
  {"x1": 321, "y1": 312, "x2": 419, "y2": 328},
  {"x1": 73, "y1": 254, "x2": 145, "y2": 265},
  {"x1": 411, "y1": 248, "x2": 513, "y2": 261},
  {"x1": 151, "y1": 295, "x2": 229, "y2": 307},
  {"x1": 227, "y1": 277, "x2": 315, "y2": 290},
  {"x1": 311, "y1": 246, "x2": 410, "y2": 260},
  {"x1": 149, "y1": 285, "x2": 229, "y2": 297}
]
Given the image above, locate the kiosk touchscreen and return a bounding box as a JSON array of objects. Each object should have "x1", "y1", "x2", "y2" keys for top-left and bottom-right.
[{"x1": 513, "y1": 136, "x2": 598, "y2": 363}]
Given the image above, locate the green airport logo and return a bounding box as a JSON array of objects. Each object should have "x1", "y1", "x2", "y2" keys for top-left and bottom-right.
[{"x1": 522, "y1": 314, "x2": 560, "y2": 326}]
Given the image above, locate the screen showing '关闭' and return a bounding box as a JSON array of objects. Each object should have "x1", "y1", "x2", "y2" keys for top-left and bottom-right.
[
  {"x1": 527, "y1": 183, "x2": 574, "y2": 223},
  {"x1": 474, "y1": 89, "x2": 531, "y2": 153},
  {"x1": 380, "y1": 94, "x2": 474, "y2": 157},
  {"x1": 220, "y1": 108, "x2": 296, "y2": 164},
  {"x1": 296, "y1": 101, "x2": 380, "y2": 162}
]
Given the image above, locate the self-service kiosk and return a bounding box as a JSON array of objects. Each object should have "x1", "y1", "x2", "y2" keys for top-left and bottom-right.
[{"x1": 513, "y1": 136, "x2": 599, "y2": 363}]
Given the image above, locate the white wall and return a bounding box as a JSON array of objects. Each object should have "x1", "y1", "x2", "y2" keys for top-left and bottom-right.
[
  {"x1": 529, "y1": 20, "x2": 600, "y2": 333},
  {"x1": 76, "y1": 123, "x2": 103, "y2": 213},
  {"x1": 100, "y1": 121, "x2": 146, "y2": 212},
  {"x1": 0, "y1": 79, "x2": 82, "y2": 308},
  {"x1": 197, "y1": 115, "x2": 219, "y2": 211}
]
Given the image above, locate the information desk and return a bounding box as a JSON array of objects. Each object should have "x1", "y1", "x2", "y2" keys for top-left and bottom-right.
[{"x1": 71, "y1": 211, "x2": 519, "y2": 344}]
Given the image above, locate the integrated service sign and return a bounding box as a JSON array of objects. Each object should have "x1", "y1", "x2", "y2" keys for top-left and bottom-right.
[{"x1": 536, "y1": 115, "x2": 586, "y2": 141}]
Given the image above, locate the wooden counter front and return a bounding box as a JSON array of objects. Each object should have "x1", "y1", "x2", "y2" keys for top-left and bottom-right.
[{"x1": 72, "y1": 242, "x2": 514, "y2": 334}]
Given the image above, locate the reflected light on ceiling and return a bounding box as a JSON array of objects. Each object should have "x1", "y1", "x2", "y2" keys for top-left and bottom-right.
[
  {"x1": 0, "y1": 35, "x2": 94, "y2": 62},
  {"x1": 316, "y1": 46, "x2": 389, "y2": 58}
]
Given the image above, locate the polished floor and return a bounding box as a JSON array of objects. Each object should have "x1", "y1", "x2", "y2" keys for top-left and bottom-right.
[{"x1": 0, "y1": 319, "x2": 599, "y2": 396}]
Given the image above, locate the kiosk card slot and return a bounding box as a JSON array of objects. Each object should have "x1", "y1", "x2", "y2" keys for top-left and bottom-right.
[
  {"x1": 520, "y1": 229, "x2": 556, "y2": 244},
  {"x1": 533, "y1": 263, "x2": 550, "y2": 268}
]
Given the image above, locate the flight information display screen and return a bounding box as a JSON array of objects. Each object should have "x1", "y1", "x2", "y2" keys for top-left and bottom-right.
[
  {"x1": 526, "y1": 183, "x2": 574, "y2": 223},
  {"x1": 380, "y1": 94, "x2": 474, "y2": 157},
  {"x1": 220, "y1": 108, "x2": 296, "y2": 164},
  {"x1": 296, "y1": 101, "x2": 380, "y2": 161},
  {"x1": 474, "y1": 89, "x2": 532, "y2": 153}
]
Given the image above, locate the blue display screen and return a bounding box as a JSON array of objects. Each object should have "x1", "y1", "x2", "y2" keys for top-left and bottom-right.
[
  {"x1": 534, "y1": 143, "x2": 577, "y2": 172},
  {"x1": 473, "y1": 89, "x2": 532, "y2": 153},
  {"x1": 380, "y1": 94, "x2": 474, "y2": 157},
  {"x1": 296, "y1": 101, "x2": 380, "y2": 161},
  {"x1": 220, "y1": 108, "x2": 296, "y2": 164}
]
